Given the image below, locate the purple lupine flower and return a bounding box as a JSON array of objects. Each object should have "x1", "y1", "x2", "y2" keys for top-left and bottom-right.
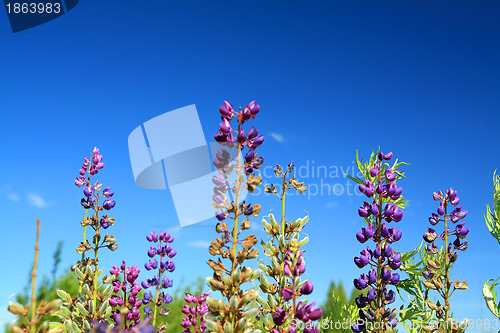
[
  {"x1": 103, "y1": 198, "x2": 116, "y2": 210},
  {"x1": 300, "y1": 281, "x2": 314, "y2": 295},
  {"x1": 422, "y1": 188, "x2": 469, "y2": 323},
  {"x1": 272, "y1": 307, "x2": 288, "y2": 326},
  {"x1": 109, "y1": 262, "x2": 143, "y2": 331},
  {"x1": 211, "y1": 100, "x2": 265, "y2": 221},
  {"x1": 141, "y1": 230, "x2": 176, "y2": 325},
  {"x1": 352, "y1": 150, "x2": 405, "y2": 331},
  {"x1": 103, "y1": 187, "x2": 114, "y2": 198},
  {"x1": 180, "y1": 292, "x2": 210, "y2": 333}
]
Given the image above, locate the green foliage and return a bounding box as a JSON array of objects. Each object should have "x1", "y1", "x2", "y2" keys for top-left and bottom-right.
[
  {"x1": 320, "y1": 281, "x2": 360, "y2": 333},
  {"x1": 396, "y1": 243, "x2": 434, "y2": 333},
  {"x1": 483, "y1": 171, "x2": 500, "y2": 321},
  {"x1": 5, "y1": 267, "x2": 210, "y2": 333},
  {"x1": 485, "y1": 171, "x2": 500, "y2": 245}
]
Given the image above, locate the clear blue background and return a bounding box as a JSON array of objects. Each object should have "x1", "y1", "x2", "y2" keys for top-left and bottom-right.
[{"x1": 1, "y1": 1, "x2": 499, "y2": 332}]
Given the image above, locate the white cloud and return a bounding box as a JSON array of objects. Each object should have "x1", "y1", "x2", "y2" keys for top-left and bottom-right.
[
  {"x1": 27, "y1": 193, "x2": 48, "y2": 208},
  {"x1": 270, "y1": 132, "x2": 285, "y2": 143},
  {"x1": 186, "y1": 240, "x2": 211, "y2": 248},
  {"x1": 6, "y1": 193, "x2": 20, "y2": 201}
]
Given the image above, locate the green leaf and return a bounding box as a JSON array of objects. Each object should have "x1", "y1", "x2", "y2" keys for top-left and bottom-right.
[{"x1": 483, "y1": 278, "x2": 500, "y2": 318}]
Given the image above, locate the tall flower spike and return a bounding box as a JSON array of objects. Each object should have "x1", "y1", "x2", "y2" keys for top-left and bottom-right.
[
  {"x1": 422, "y1": 189, "x2": 469, "y2": 330},
  {"x1": 141, "y1": 230, "x2": 176, "y2": 330},
  {"x1": 257, "y1": 161, "x2": 321, "y2": 332},
  {"x1": 57, "y1": 148, "x2": 118, "y2": 333},
  {"x1": 206, "y1": 101, "x2": 265, "y2": 332},
  {"x1": 349, "y1": 150, "x2": 407, "y2": 332}
]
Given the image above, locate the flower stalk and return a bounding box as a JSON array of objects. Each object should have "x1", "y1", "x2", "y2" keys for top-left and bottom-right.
[
  {"x1": 348, "y1": 150, "x2": 407, "y2": 333},
  {"x1": 422, "y1": 188, "x2": 469, "y2": 331},
  {"x1": 206, "y1": 100, "x2": 265, "y2": 333},
  {"x1": 257, "y1": 162, "x2": 321, "y2": 333}
]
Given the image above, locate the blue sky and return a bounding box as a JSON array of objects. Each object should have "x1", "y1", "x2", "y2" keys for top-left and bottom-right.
[{"x1": 1, "y1": 1, "x2": 500, "y2": 332}]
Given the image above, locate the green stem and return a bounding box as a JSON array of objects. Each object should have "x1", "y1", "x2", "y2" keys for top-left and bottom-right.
[
  {"x1": 229, "y1": 123, "x2": 243, "y2": 328},
  {"x1": 30, "y1": 219, "x2": 41, "y2": 333},
  {"x1": 281, "y1": 176, "x2": 286, "y2": 234},
  {"x1": 123, "y1": 269, "x2": 128, "y2": 329},
  {"x1": 92, "y1": 197, "x2": 100, "y2": 313},
  {"x1": 278, "y1": 175, "x2": 287, "y2": 313},
  {"x1": 443, "y1": 202, "x2": 449, "y2": 324},
  {"x1": 152, "y1": 239, "x2": 162, "y2": 326},
  {"x1": 79, "y1": 154, "x2": 92, "y2": 293}
]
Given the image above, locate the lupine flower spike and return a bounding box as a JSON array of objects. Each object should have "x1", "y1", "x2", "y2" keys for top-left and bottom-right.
[
  {"x1": 142, "y1": 231, "x2": 176, "y2": 330},
  {"x1": 109, "y1": 262, "x2": 143, "y2": 331},
  {"x1": 348, "y1": 150, "x2": 408, "y2": 333},
  {"x1": 205, "y1": 101, "x2": 264, "y2": 333},
  {"x1": 257, "y1": 162, "x2": 322, "y2": 332},
  {"x1": 421, "y1": 188, "x2": 469, "y2": 332},
  {"x1": 56, "y1": 148, "x2": 118, "y2": 332}
]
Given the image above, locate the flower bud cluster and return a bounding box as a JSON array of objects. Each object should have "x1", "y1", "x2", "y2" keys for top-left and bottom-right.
[
  {"x1": 109, "y1": 261, "x2": 143, "y2": 330},
  {"x1": 141, "y1": 231, "x2": 176, "y2": 326},
  {"x1": 270, "y1": 245, "x2": 322, "y2": 333},
  {"x1": 180, "y1": 292, "x2": 210, "y2": 333},
  {"x1": 212, "y1": 100, "x2": 264, "y2": 223}
]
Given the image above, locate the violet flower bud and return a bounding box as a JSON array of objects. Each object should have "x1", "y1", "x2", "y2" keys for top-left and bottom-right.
[
  {"x1": 272, "y1": 307, "x2": 288, "y2": 326},
  {"x1": 83, "y1": 185, "x2": 94, "y2": 197},
  {"x1": 356, "y1": 231, "x2": 367, "y2": 243},
  {"x1": 245, "y1": 150, "x2": 255, "y2": 164},
  {"x1": 378, "y1": 151, "x2": 393, "y2": 161},
  {"x1": 248, "y1": 135, "x2": 264, "y2": 150},
  {"x1": 80, "y1": 197, "x2": 95, "y2": 209},
  {"x1": 247, "y1": 126, "x2": 258, "y2": 140},
  {"x1": 367, "y1": 288, "x2": 376, "y2": 301},
  {"x1": 368, "y1": 269, "x2": 377, "y2": 284},
  {"x1": 456, "y1": 223, "x2": 470, "y2": 239},
  {"x1": 103, "y1": 198, "x2": 116, "y2": 210},
  {"x1": 300, "y1": 281, "x2": 314, "y2": 295},
  {"x1": 362, "y1": 224, "x2": 374, "y2": 239},
  {"x1": 394, "y1": 229, "x2": 402, "y2": 241},
  {"x1": 237, "y1": 128, "x2": 246, "y2": 143},
  {"x1": 381, "y1": 267, "x2": 392, "y2": 282},
  {"x1": 247, "y1": 101, "x2": 260, "y2": 119},
  {"x1": 219, "y1": 119, "x2": 232, "y2": 134},
  {"x1": 453, "y1": 238, "x2": 469, "y2": 251},
  {"x1": 354, "y1": 277, "x2": 368, "y2": 290},
  {"x1": 103, "y1": 187, "x2": 114, "y2": 198},
  {"x1": 437, "y1": 201, "x2": 445, "y2": 215},
  {"x1": 429, "y1": 213, "x2": 440, "y2": 226},
  {"x1": 282, "y1": 288, "x2": 293, "y2": 301},
  {"x1": 385, "y1": 168, "x2": 396, "y2": 182},
  {"x1": 359, "y1": 180, "x2": 375, "y2": 197}
]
